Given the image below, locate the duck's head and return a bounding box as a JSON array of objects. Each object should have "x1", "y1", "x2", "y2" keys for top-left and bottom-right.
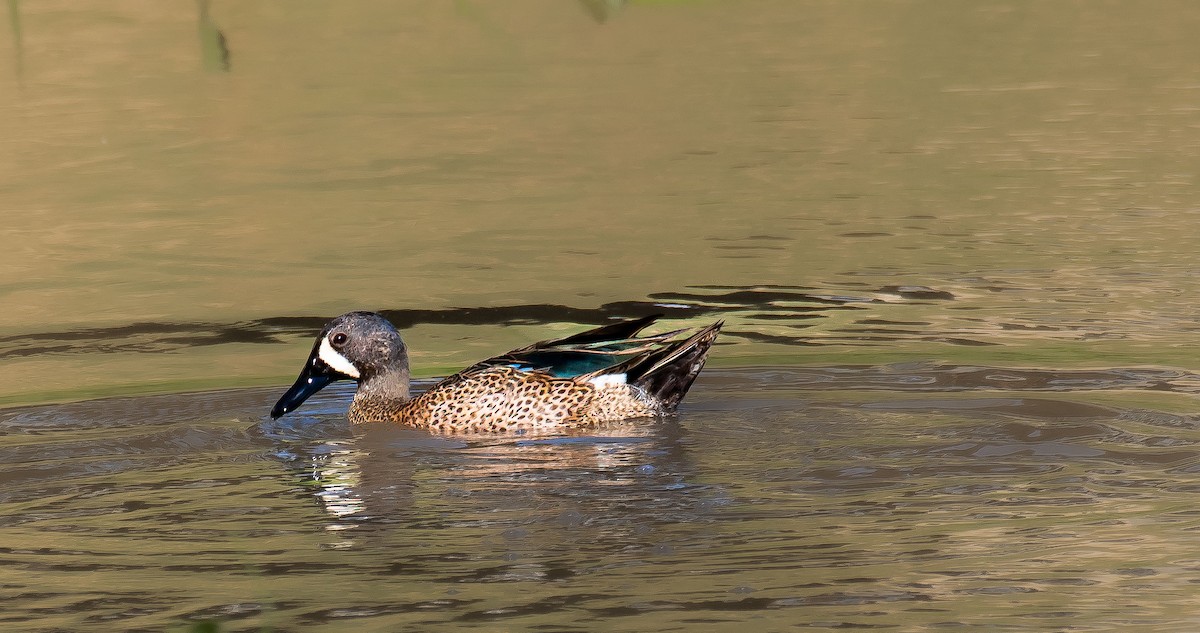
[{"x1": 270, "y1": 311, "x2": 409, "y2": 419}]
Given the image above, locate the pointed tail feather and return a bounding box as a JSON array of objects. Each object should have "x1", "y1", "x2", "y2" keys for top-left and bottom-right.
[
  {"x1": 542, "y1": 314, "x2": 662, "y2": 347},
  {"x1": 510, "y1": 314, "x2": 663, "y2": 354},
  {"x1": 623, "y1": 321, "x2": 722, "y2": 411},
  {"x1": 571, "y1": 328, "x2": 691, "y2": 354}
]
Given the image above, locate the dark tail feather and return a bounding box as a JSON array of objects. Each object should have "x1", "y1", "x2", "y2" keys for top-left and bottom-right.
[
  {"x1": 543, "y1": 314, "x2": 662, "y2": 347},
  {"x1": 625, "y1": 321, "x2": 722, "y2": 411}
]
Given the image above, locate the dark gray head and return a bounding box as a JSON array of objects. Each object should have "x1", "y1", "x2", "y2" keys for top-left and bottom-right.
[{"x1": 270, "y1": 311, "x2": 409, "y2": 419}]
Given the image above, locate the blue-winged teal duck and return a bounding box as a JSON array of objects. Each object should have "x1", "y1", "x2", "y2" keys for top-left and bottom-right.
[{"x1": 270, "y1": 312, "x2": 722, "y2": 433}]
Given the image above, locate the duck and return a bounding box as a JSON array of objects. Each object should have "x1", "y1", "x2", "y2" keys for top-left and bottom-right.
[{"x1": 270, "y1": 312, "x2": 722, "y2": 433}]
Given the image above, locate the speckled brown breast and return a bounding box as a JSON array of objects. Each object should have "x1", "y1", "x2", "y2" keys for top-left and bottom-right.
[{"x1": 348, "y1": 366, "x2": 661, "y2": 433}]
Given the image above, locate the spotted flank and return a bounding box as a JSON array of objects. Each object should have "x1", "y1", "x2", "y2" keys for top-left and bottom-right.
[{"x1": 271, "y1": 312, "x2": 722, "y2": 433}]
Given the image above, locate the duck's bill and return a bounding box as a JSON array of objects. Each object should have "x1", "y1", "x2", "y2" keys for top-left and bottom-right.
[{"x1": 270, "y1": 355, "x2": 339, "y2": 419}]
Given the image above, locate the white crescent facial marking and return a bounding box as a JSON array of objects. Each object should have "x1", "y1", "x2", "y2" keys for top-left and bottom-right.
[
  {"x1": 318, "y1": 337, "x2": 361, "y2": 379},
  {"x1": 587, "y1": 373, "x2": 627, "y2": 389}
]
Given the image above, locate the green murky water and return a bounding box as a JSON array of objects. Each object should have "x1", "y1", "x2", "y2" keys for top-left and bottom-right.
[{"x1": 5, "y1": 1, "x2": 1200, "y2": 630}]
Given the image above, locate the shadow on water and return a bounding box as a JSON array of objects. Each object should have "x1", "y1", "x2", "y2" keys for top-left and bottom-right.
[
  {"x1": 6, "y1": 0, "x2": 22, "y2": 84},
  {"x1": 578, "y1": 0, "x2": 626, "y2": 24},
  {"x1": 196, "y1": 0, "x2": 231, "y2": 72},
  {"x1": 0, "y1": 284, "x2": 935, "y2": 359}
]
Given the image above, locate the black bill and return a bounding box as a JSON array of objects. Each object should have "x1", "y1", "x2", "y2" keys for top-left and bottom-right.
[{"x1": 270, "y1": 342, "x2": 346, "y2": 419}]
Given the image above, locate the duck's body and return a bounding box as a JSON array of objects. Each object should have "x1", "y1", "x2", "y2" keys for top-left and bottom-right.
[
  {"x1": 361, "y1": 365, "x2": 658, "y2": 433},
  {"x1": 271, "y1": 313, "x2": 721, "y2": 433}
]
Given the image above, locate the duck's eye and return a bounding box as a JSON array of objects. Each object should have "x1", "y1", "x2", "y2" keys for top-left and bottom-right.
[{"x1": 330, "y1": 332, "x2": 349, "y2": 348}]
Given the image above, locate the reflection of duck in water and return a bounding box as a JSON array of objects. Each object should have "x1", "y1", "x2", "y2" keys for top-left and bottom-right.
[
  {"x1": 288, "y1": 420, "x2": 704, "y2": 532},
  {"x1": 271, "y1": 313, "x2": 721, "y2": 434}
]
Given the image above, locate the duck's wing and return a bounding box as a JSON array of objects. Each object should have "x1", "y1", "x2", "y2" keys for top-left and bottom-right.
[
  {"x1": 520, "y1": 314, "x2": 662, "y2": 349},
  {"x1": 462, "y1": 315, "x2": 688, "y2": 379},
  {"x1": 580, "y1": 319, "x2": 723, "y2": 411}
]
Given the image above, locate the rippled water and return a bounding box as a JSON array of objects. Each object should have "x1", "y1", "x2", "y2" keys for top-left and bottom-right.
[{"x1": 5, "y1": 368, "x2": 1200, "y2": 631}]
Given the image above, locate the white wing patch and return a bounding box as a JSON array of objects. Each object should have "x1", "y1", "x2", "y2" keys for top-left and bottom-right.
[
  {"x1": 319, "y1": 338, "x2": 361, "y2": 379},
  {"x1": 587, "y1": 373, "x2": 627, "y2": 389}
]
